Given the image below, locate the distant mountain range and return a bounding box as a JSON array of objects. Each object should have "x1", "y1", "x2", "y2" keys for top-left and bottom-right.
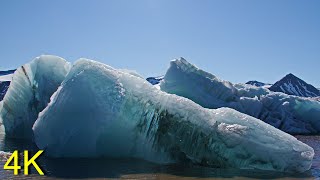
[
  {"x1": 0, "y1": 69, "x2": 15, "y2": 76},
  {"x1": 246, "y1": 73, "x2": 320, "y2": 97},
  {"x1": 245, "y1": 74, "x2": 320, "y2": 98},
  {"x1": 148, "y1": 73, "x2": 319, "y2": 99},
  {"x1": 146, "y1": 76, "x2": 164, "y2": 85},
  {"x1": 269, "y1": 73, "x2": 320, "y2": 97},
  {"x1": 245, "y1": 81, "x2": 272, "y2": 88}
]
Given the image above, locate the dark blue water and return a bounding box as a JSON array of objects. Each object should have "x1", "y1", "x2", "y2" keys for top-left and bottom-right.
[{"x1": 0, "y1": 132, "x2": 319, "y2": 179}]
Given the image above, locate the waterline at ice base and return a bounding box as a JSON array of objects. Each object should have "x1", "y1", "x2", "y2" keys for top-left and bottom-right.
[{"x1": 0, "y1": 56, "x2": 315, "y2": 173}]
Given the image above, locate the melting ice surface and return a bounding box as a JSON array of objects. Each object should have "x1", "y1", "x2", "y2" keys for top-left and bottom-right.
[
  {"x1": 160, "y1": 58, "x2": 320, "y2": 134},
  {"x1": 33, "y1": 59, "x2": 313, "y2": 172},
  {"x1": 0, "y1": 55, "x2": 71, "y2": 139}
]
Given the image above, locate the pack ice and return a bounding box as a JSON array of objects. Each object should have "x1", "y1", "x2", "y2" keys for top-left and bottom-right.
[
  {"x1": 0, "y1": 55, "x2": 71, "y2": 138},
  {"x1": 160, "y1": 58, "x2": 320, "y2": 134},
  {"x1": 33, "y1": 59, "x2": 313, "y2": 172}
]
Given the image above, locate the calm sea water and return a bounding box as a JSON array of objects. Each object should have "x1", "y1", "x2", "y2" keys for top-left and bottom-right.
[{"x1": 0, "y1": 132, "x2": 319, "y2": 180}]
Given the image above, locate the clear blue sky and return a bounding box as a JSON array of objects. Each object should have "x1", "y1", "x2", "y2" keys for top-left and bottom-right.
[{"x1": 1, "y1": 0, "x2": 319, "y2": 86}]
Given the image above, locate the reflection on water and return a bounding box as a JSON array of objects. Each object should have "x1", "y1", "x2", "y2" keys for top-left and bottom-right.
[{"x1": 0, "y1": 133, "x2": 319, "y2": 180}]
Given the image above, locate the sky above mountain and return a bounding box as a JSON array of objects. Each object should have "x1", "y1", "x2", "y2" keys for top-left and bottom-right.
[{"x1": 0, "y1": 0, "x2": 319, "y2": 87}]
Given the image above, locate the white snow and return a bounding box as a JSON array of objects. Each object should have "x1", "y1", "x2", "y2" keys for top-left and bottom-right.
[
  {"x1": 279, "y1": 80, "x2": 318, "y2": 97},
  {"x1": 0, "y1": 55, "x2": 71, "y2": 139},
  {"x1": 160, "y1": 58, "x2": 320, "y2": 134},
  {"x1": 32, "y1": 58, "x2": 313, "y2": 172},
  {"x1": 283, "y1": 83, "x2": 300, "y2": 96},
  {"x1": 262, "y1": 84, "x2": 272, "y2": 89}
]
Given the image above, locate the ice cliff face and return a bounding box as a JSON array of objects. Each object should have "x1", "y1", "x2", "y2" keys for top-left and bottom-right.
[
  {"x1": 33, "y1": 59, "x2": 313, "y2": 172},
  {"x1": 0, "y1": 55, "x2": 71, "y2": 139},
  {"x1": 160, "y1": 58, "x2": 320, "y2": 134}
]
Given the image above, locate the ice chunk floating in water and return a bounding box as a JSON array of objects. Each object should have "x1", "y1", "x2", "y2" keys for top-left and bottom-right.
[
  {"x1": 33, "y1": 59, "x2": 313, "y2": 172},
  {"x1": 160, "y1": 58, "x2": 320, "y2": 134},
  {"x1": 0, "y1": 55, "x2": 71, "y2": 139}
]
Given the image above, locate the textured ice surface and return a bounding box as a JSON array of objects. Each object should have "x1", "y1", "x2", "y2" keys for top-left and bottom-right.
[
  {"x1": 0, "y1": 151, "x2": 12, "y2": 162},
  {"x1": 33, "y1": 59, "x2": 313, "y2": 172},
  {"x1": 0, "y1": 55, "x2": 71, "y2": 139},
  {"x1": 0, "y1": 101, "x2": 4, "y2": 134},
  {"x1": 160, "y1": 58, "x2": 320, "y2": 134}
]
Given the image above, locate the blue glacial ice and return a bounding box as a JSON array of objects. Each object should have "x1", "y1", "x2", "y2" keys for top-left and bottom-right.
[
  {"x1": 33, "y1": 59, "x2": 314, "y2": 172},
  {"x1": 160, "y1": 58, "x2": 320, "y2": 134},
  {"x1": 0, "y1": 55, "x2": 71, "y2": 139}
]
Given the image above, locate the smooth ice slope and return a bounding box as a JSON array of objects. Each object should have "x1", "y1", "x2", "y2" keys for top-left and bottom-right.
[
  {"x1": 1, "y1": 55, "x2": 71, "y2": 139},
  {"x1": 33, "y1": 59, "x2": 313, "y2": 172},
  {"x1": 160, "y1": 58, "x2": 320, "y2": 134}
]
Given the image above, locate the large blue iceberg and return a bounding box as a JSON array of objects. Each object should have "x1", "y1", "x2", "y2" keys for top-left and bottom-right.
[
  {"x1": 0, "y1": 55, "x2": 71, "y2": 138},
  {"x1": 32, "y1": 59, "x2": 313, "y2": 172},
  {"x1": 160, "y1": 58, "x2": 320, "y2": 134}
]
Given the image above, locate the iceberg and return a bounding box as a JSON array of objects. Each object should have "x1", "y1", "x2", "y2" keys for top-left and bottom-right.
[
  {"x1": 160, "y1": 58, "x2": 320, "y2": 134},
  {"x1": 0, "y1": 151, "x2": 12, "y2": 163},
  {"x1": 33, "y1": 59, "x2": 313, "y2": 172},
  {"x1": 0, "y1": 55, "x2": 71, "y2": 139}
]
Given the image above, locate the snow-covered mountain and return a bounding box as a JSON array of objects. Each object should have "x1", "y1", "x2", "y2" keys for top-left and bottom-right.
[
  {"x1": 245, "y1": 81, "x2": 272, "y2": 88},
  {"x1": 246, "y1": 80, "x2": 266, "y2": 87},
  {"x1": 0, "y1": 69, "x2": 15, "y2": 76},
  {"x1": 0, "y1": 69, "x2": 15, "y2": 82},
  {"x1": 269, "y1": 73, "x2": 320, "y2": 97},
  {"x1": 146, "y1": 76, "x2": 164, "y2": 85}
]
